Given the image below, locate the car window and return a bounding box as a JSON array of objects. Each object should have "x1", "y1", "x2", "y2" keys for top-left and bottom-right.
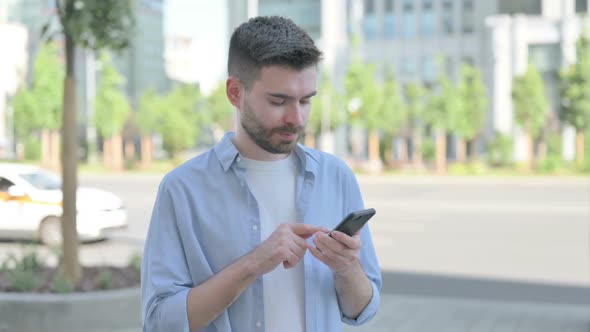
[
  {"x1": 18, "y1": 171, "x2": 61, "y2": 190},
  {"x1": 0, "y1": 177, "x2": 14, "y2": 192}
]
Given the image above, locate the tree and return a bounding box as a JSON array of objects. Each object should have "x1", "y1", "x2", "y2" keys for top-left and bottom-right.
[
  {"x1": 94, "y1": 52, "x2": 130, "y2": 171},
  {"x1": 157, "y1": 84, "x2": 203, "y2": 160},
  {"x1": 455, "y1": 65, "x2": 488, "y2": 163},
  {"x1": 307, "y1": 70, "x2": 345, "y2": 149},
  {"x1": 560, "y1": 32, "x2": 590, "y2": 166},
  {"x1": 512, "y1": 64, "x2": 548, "y2": 170},
  {"x1": 12, "y1": 42, "x2": 63, "y2": 167},
  {"x1": 344, "y1": 57, "x2": 383, "y2": 168},
  {"x1": 52, "y1": 0, "x2": 134, "y2": 283},
  {"x1": 137, "y1": 87, "x2": 163, "y2": 168},
  {"x1": 206, "y1": 81, "x2": 234, "y2": 142},
  {"x1": 403, "y1": 82, "x2": 427, "y2": 167},
  {"x1": 426, "y1": 73, "x2": 462, "y2": 174},
  {"x1": 380, "y1": 69, "x2": 406, "y2": 166}
]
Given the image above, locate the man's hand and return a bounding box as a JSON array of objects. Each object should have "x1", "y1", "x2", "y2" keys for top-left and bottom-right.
[
  {"x1": 308, "y1": 230, "x2": 362, "y2": 276},
  {"x1": 246, "y1": 223, "x2": 325, "y2": 276}
]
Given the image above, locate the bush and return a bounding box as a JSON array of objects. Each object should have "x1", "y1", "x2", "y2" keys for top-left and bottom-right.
[
  {"x1": 1, "y1": 250, "x2": 45, "y2": 292},
  {"x1": 128, "y1": 252, "x2": 142, "y2": 273},
  {"x1": 487, "y1": 133, "x2": 513, "y2": 167},
  {"x1": 95, "y1": 270, "x2": 113, "y2": 290},
  {"x1": 51, "y1": 272, "x2": 75, "y2": 293},
  {"x1": 24, "y1": 137, "x2": 41, "y2": 161},
  {"x1": 421, "y1": 138, "x2": 435, "y2": 163}
]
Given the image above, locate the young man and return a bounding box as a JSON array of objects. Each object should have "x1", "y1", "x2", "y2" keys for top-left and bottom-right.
[{"x1": 141, "y1": 16, "x2": 381, "y2": 332}]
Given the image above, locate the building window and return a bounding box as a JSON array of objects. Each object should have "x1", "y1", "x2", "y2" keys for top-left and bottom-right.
[
  {"x1": 461, "y1": 0, "x2": 474, "y2": 34},
  {"x1": 461, "y1": 56, "x2": 474, "y2": 66},
  {"x1": 402, "y1": 13, "x2": 416, "y2": 38},
  {"x1": 421, "y1": 10, "x2": 436, "y2": 37},
  {"x1": 385, "y1": 0, "x2": 395, "y2": 12},
  {"x1": 423, "y1": 0, "x2": 433, "y2": 10},
  {"x1": 441, "y1": 0, "x2": 453, "y2": 35},
  {"x1": 364, "y1": 15, "x2": 378, "y2": 40},
  {"x1": 365, "y1": 0, "x2": 375, "y2": 14},
  {"x1": 403, "y1": 0, "x2": 413, "y2": 12},
  {"x1": 384, "y1": 14, "x2": 396, "y2": 39},
  {"x1": 576, "y1": 0, "x2": 588, "y2": 13},
  {"x1": 498, "y1": 0, "x2": 542, "y2": 15},
  {"x1": 422, "y1": 56, "x2": 436, "y2": 82},
  {"x1": 402, "y1": 57, "x2": 417, "y2": 76}
]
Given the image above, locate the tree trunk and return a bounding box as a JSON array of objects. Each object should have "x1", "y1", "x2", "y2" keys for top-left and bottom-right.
[
  {"x1": 456, "y1": 137, "x2": 466, "y2": 164},
  {"x1": 368, "y1": 130, "x2": 380, "y2": 162},
  {"x1": 436, "y1": 129, "x2": 447, "y2": 174},
  {"x1": 103, "y1": 137, "x2": 111, "y2": 169},
  {"x1": 304, "y1": 131, "x2": 316, "y2": 148},
  {"x1": 111, "y1": 134, "x2": 123, "y2": 171},
  {"x1": 412, "y1": 129, "x2": 423, "y2": 167},
  {"x1": 41, "y1": 129, "x2": 51, "y2": 166},
  {"x1": 467, "y1": 138, "x2": 477, "y2": 162},
  {"x1": 576, "y1": 130, "x2": 585, "y2": 167},
  {"x1": 61, "y1": 32, "x2": 81, "y2": 284},
  {"x1": 50, "y1": 129, "x2": 60, "y2": 170},
  {"x1": 525, "y1": 130, "x2": 534, "y2": 171},
  {"x1": 397, "y1": 137, "x2": 408, "y2": 164},
  {"x1": 141, "y1": 135, "x2": 153, "y2": 168},
  {"x1": 124, "y1": 140, "x2": 135, "y2": 161}
]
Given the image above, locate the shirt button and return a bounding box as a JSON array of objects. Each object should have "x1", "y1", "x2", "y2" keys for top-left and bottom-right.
[{"x1": 256, "y1": 321, "x2": 262, "y2": 328}]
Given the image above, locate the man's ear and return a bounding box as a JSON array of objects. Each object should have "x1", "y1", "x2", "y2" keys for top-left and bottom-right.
[{"x1": 226, "y1": 77, "x2": 243, "y2": 109}]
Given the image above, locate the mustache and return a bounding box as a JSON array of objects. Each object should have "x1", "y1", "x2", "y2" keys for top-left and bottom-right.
[{"x1": 273, "y1": 126, "x2": 302, "y2": 134}]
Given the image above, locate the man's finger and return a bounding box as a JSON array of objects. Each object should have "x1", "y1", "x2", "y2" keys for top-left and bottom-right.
[
  {"x1": 291, "y1": 223, "x2": 326, "y2": 237},
  {"x1": 330, "y1": 231, "x2": 360, "y2": 249}
]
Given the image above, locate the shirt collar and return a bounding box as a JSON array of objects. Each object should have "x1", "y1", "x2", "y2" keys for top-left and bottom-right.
[{"x1": 213, "y1": 132, "x2": 320, "y2": 175}]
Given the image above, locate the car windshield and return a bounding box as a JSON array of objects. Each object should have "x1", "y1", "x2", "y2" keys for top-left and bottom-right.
[{"x1": 19, "y1": 170, "x2": 62, "y2": 190}]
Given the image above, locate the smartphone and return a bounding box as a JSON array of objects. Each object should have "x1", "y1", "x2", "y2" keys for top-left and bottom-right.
[{"x1": 330, "y1": 208, "x2": 376, "y2": 237}]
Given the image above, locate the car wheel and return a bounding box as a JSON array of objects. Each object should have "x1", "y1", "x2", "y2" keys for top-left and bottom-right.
[{"x1": 39, "y1": 217, "x2": 62, "y2": 246}]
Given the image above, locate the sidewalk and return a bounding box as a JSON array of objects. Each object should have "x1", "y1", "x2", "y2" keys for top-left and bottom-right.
[
  {"x1": 345, "y1": 270, "x2": 590, "y2": 332},
  {"x1": 344, "y1": 293, "x2": 589, "y2": 332}
]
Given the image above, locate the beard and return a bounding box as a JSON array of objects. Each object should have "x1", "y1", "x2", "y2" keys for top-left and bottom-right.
[{"x1": 240, "y1": 99, "x2": 303, "y2": 154}]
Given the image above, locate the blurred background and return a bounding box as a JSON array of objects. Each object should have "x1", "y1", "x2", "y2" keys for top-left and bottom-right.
[{"x1": 0, "y1": 1, "x2": 589, "y2": 331}]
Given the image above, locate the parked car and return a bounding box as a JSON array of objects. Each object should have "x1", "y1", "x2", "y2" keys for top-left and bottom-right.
[{"x1": 0, "y1": 163, "x2": 127, "y2": 245}]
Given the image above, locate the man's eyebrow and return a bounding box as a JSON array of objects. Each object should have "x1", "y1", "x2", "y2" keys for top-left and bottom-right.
[{"x1": 266, "y1": 91, "x2": 317, "y2": 100}]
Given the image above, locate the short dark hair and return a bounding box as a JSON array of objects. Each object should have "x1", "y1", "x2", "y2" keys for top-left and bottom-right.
[{"x1": 228, "y1": 16, "x2": 322, "y2": 88}]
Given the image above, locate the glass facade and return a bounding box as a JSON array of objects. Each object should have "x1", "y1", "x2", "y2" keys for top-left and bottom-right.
[
  {"x1": 461, "y1": 0, "x2": 474, "y2": 34},
  {"x1": 498, "y1": 0, "x2": 542, "y2": 15},
  {"x1": 421, "y1": 11, "x2": 436, "y2": 37},
  {"x1": 441, "y1": 0, "x2": 454, "y2": 35},
  {"x1": 384, "y1": 14, "x2": 395, "y2": 39},
  {"x1": 364, "y1": 14, "x2": 378, "y2": 40},
  {"x1": 422, "y1": 56, "x2": 436, "y2": 82},
  {"x1": 259, "y1": 0, "x2": 322, "y2": 39}
]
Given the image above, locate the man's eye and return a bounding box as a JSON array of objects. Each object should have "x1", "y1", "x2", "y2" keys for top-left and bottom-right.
[{"x1": 270, "y1": 100, "x2": 286, "y2": 106}]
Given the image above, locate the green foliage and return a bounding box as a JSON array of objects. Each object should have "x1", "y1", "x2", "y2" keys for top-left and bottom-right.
[
  {"x1": 51, "y1": 272, "x2": 76, "y2": 293},
  {"x1": 24, "y1": 136, "x2": 42, "y2": 161},
  {"x1": 455, "y1": 65, "x2": 488, "y2": 140},
  {"x1": 158, "y1": 84, "x2": 204, "y2": 158},
  {"x1": 95, "y1": 269, "x2": 113, "y2": 290},
  {"x1": 55, "y1": 0, "x2": 134, "y2": 52},
  {"x1": 206, "y1": 82, "x2": 234, "y2": 131},
  {"x1": 512, "y1": 64, "x2": 548, "y2": 138},
  {"x1": 421, "y1": 138, "x2": 435, "y2": 163},
  {"x1": 94, "y1": 52, "x2": 130, "y2": 137},
  {"x1": 11, "y1": 42, "x2": 64, "y2": 139},
  {"x1": 487, "y1": 133, "x2": 513, "y2": 167},
  {"x1": 344, "y1": 58, "x2": 381, "y2": 129},
  {"x1": 128, "y1": 252, "x2": 142, "y2": 273},
  {"x1": 380, "y1": 69, "x2": 406, "y2": 137},
  {"x1": 428, "y1": 70, "x2": 462, "y2": 131},
  {"x1": 308, "y1": 71, "x2": 345, "y2": 135},
  {"x1": 404, "y1": 82, "x2": 427, "y2": 124},
  {"x1": 1, "y1": 249, "x2": 45, "y2": 292},
  {"x1": 560, "y1": 32, "x2": 590, "y2": 132},
  {"x1": 137, "y1": 87, "x2": 164, "y2": 135}
]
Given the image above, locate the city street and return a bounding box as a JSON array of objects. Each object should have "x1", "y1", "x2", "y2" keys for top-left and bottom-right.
[{"x1": 1, "y1": 173, "x2": 589, "y2": 331}]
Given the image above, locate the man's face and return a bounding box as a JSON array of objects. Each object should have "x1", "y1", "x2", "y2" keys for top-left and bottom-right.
[{"x1": 239, "y1": 65, "x2": 317, "y2": 155}]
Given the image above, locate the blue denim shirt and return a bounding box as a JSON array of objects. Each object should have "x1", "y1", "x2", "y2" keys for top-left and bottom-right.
[{"x1": 141, "y1": 132, "x2": 382, "y2": 332}]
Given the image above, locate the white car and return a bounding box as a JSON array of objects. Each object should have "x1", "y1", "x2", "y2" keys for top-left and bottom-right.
[{"x1": 0, "y1": 163, "x2": 128, "y2": 245}]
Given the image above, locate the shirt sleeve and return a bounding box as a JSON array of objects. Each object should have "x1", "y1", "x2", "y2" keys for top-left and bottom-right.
[
  {"x1": 141, "y1": 177, "x2": 191, "y2": 332},
  {"x1": 340, "y1": 168, "x2": 383, "y2": 326}
]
